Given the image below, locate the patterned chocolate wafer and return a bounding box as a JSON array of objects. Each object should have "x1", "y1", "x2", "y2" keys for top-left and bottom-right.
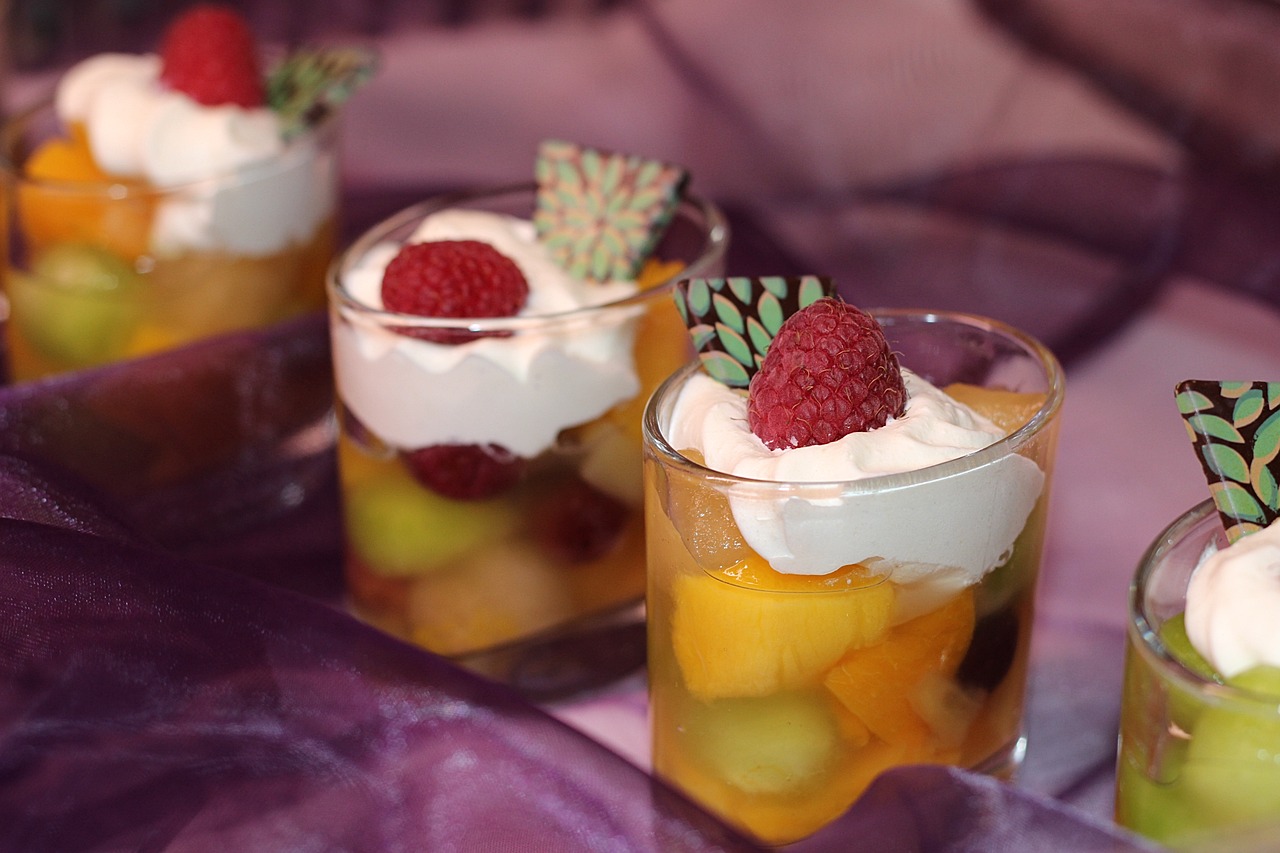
[
  {"x1": 267, "y1": 46, "x2": 379, "y2": 140},
  {"x1": 1176, "y1": 379, "x2": 1280, "y2": 543},
  {"x1": 674, "y1": 275, "x2": 837, "y2": 388},
  {"x1": 533, "y1": 140, "x2": 688, "y2": 282}
]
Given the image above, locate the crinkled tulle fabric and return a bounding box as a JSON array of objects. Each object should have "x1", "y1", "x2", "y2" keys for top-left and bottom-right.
[{"x1": 0, "y1": 317, "x2": 1154, "y2": 852}]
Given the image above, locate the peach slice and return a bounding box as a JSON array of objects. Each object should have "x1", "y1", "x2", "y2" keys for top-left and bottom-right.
[
  {"x1": 672, "y1": 556, "x2": 894, "y2": 700},
  {"x1": 19, "y1": 129, "x2": 155, "y2": 260},
  {"x1": 824, "y1": 588, "x2": 976, "y2": 747}
]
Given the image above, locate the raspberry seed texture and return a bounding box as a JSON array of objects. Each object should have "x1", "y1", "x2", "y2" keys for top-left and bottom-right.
[
  {"x1": 381, "y1": 240, "x2": 529, "y2": 344},
  {"x1": 747, "y1": 298, "x2": 907, "y2": 450}
]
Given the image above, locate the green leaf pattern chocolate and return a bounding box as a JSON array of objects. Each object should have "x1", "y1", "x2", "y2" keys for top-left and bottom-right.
[
  {"x1": 533, "y1": 140, "x2": 688, "y2": 282},
  {"x1": 267, "y1": 46, "x2": 379, "y2": 140},
  {"x1": 1176, "y1": 379, "x2": 1280, "y2": 543},
  {"x1": 674, "y1": 276, "x2": 836, "y2": 388}
]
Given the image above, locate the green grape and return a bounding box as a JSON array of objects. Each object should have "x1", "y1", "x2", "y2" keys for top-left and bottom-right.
[
  {"x1": 1227, "y1": 665, "x2": 1280, "y2": 699},
  {"x1": 1158, "y1": 613, "x2": 1220, "y2": 681},
  {"x1": 11, "y1": 243, "x2": 143, "y2": 366},
  {"x1": 688, "y1": 691, "x2": 839, "y2": 795},
  {"x1": 1180, "y1": 671, "x2": 1280, "y2": 826},
  {"x1": 345, "y1": 472, "x2": 515, "y2": 577},
  {"x1": 1115, "y1": 753, "x2": 1201, "y2": 845}
]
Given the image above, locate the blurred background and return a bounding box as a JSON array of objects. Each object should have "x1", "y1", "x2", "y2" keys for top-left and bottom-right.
[{"x1": 14, "y1": 0, "x2": 1275, "y2": 368}]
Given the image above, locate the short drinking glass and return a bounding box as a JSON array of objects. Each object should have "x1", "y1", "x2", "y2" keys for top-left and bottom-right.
[{"x1": 643, "y1": 309, "x2": 1064, "y2": 845}]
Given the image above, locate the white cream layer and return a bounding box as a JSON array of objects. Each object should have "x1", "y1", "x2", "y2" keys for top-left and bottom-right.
[
  {"x1": 56, "y1": 53, "x2": 331, "y2": 255},
  {"x1": 333, "y1": 210, "x2": 643, "y2": 459},
  {"x1": 668, "y1": 370, "x2": 1045, "y2": 579},
  {"x1": 1186, "y1": 518, "x2": 1280, "y2": 678}
]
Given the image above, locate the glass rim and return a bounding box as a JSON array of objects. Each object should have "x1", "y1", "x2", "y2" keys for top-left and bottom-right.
[
  {"x1": 325, "y1": 182, "x2": 730, "y2": 331},
  {"x1": 642, "y1": 307, "x2": 1065, "y2": 493},
  {"x1": 1128, "y1": 498, "x2": 1280, "y2": 705},
  {"x1": 0, "y1": 96, "x2": 339, "y2": 196}
]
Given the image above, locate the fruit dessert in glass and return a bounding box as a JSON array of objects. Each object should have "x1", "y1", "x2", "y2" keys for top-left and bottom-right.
[
  {"x1": 328, "y1": 141, "x2": 727, "y2": 677},
  {"x1": 1115, "y1": 380, "x2": 1280, "y2": 848},
  {"x1": 643, "y1": 278, "x2": 1064, "y2": 845},
  {"x1": 0, "y1": 3, "x2": 374, "y2": 381}
]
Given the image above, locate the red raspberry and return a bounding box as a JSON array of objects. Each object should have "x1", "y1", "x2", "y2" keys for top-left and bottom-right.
[
  {"x1": 534, "y1": 478, "x2": 629, "y2": 564},
  {"x1": 747, "y1": 298, "x2": 907, "y2": 450},
  {"x1": 381, "y1": 240, "x2": 529, "y2": 345},
  {"x1": 159, "y1": 4, "x2": 265, "y2": 108},
  {"x1": 402, "y1": 443, "x2": 526, "y2": 501}
]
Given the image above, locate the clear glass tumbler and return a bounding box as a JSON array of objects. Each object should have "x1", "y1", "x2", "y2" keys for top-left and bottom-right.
[
  {"x1": 1115, "y1": 499, "x2": 1280, "y2": 849},
  {"x1": 643, "y1": 309, "x2": 1064, "y2": 845},
  {"x1": 328, "y1": 184, "x2": 728, "y2": 686},
  {"x1": 0, "y1": 99, "x2": 339, "y2": 381}
]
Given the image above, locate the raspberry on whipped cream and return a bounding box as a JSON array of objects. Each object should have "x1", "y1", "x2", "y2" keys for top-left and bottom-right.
[
  {"x1": 54, "y1": 52, "x2": 330, "y2": 256},
  {"x1": 668, "y1": 368, "x2": 1046, "y2": 580},
  {"x1": 332, "y1": 208, "x2": 646, "y2": 459}
]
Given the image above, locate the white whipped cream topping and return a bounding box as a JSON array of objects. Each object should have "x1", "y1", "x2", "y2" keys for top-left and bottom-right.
[
  {"x1": 55, "y1": 53, "x2": 330, "y2": 255},
  {"x1": 332, "y1": 210, "x2": 643, "y2": 460},
  {"x1": 668, "y1": 370, "x2": 1045, "y2": 578},
  {"x1": 1185, "y1": 519, "x2": 1280, "y2": 678}
]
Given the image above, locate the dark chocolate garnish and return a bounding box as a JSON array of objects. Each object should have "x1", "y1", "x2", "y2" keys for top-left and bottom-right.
[
  {"x1": 672, "y1": 275, "x2": 836, "y2": 388},
  {"x1": 266, "y1": 46, "x2": 378, "y2": 140},
  {"x1": 1175, "y1": 379, "x2": 1280, "y2": 543},
  {"x1": 533, "y1": 140, "x2": 688, "y2": 283}
]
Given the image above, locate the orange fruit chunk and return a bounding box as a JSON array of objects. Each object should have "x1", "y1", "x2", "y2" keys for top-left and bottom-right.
[
  {"x1": 823, "y1": 588, "x2": 976, "y2": 748},
  {"x1": 18, "y1": 129, "x2": 155, "y2": 259},
  {"x1": 636, "y1": 257, "x2": 684, "y2": 290},
  {"x1": 943, "y1": 383, "x2": 1046, "y2": 434},
  {"x1": 672, "y1": 555, "x2": 894, "y2": 700}
]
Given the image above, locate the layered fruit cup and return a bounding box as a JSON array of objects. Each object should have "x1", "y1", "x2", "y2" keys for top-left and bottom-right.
[
  {"x1": 642, "y1": 310, "x2": 1064, "y2": 845},
  {"x1": 1115, "y1": 499, "x2": 1280, "y2": 848},
  {"x1": 0, "y1": 99, "x2": 338, "y2": 381},
  {"x1": 328, "y1": 184, "x2": 727, "y2": 674}
]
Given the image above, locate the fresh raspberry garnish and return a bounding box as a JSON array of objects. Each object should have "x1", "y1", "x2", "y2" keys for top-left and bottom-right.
[
  {"x1": 159, "y1": 4, "x2": 265, "y2": 108},
  {"x1": 534, "y1": 477, "x2": 629, "y2": 564},
  {"x1": 747, "y1": 297, "x2": 907, "y2": 450},
  {"x1": 402, "y1": 443, "x2": 526, "y2": 501},
  {"x1": 381, "y1": 240, "x2": 529, "y2": 345}
]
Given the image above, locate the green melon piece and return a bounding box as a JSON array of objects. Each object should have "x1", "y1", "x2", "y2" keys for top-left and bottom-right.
[
  {"x1": 12, "y1": 243, "x2": 143, "y2": 366},
  {"x1": 345, "y1": 472, "x2": 514, "y2": 577},
  {"x1": 688, "y1": 691, "x2": 839, "y2": 795}
]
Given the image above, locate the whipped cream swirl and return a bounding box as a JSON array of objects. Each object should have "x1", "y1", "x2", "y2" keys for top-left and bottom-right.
[
  {"x1": 55, "y1": 53, "x2": 331, "y2": 255},
  {"x1": 667, "y1": 370, "x2": 1046, "y2": 580},
  {"x1": 1186, "y1": 519, "x2": 1280, "y2": 678},
  {"x1": 332, "y1": 209, "x2": 644, "y2": 460}
]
